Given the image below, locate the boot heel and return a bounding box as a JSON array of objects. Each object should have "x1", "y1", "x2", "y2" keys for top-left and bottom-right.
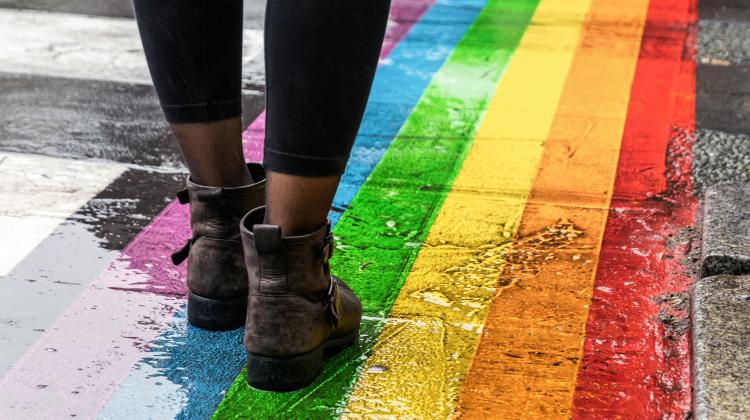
[
  {"x1": 246, "y1": 346, "x2": 324, "y2": 391},
  {"x1": 187, "y1": 291, "x2": 246, "y2": 331}
]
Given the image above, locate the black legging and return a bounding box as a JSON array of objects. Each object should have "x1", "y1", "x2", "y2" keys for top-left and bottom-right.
[{"x1": 132, "y1": 0, "x2": 391, "y2": 176}]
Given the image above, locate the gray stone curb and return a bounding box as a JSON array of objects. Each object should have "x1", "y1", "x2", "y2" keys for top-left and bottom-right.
[
  {"x1": 694, "y1": 182, "x2": 750, "y2": 419},
  {"x1": 700, "y1": 183, "x2": 750, "y2": 277},
  {"x1": 692, "y1": 275, "x2": 750, "y2": 420}
]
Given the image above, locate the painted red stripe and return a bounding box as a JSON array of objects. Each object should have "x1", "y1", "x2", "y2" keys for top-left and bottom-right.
[{"x1": 571, "y1": 0, "x2": 698, "y2": 417}]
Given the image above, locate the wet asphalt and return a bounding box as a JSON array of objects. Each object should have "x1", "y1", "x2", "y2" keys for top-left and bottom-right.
[
  {"x1": 694, "y1": 0, "x2": 750, "y2": 193},
  {"x1": 0, "y1": 0, "x2": 265, "y2": 24}
]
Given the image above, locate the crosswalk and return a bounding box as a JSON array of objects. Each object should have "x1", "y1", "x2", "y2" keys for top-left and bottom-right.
[
  {"x1": 0, "y1": 1, "x2": 266, "y2": 381},
  {"x1": 1, "y1": 0, "x2": 747, "y2": 418},
  {"x1": 0, "y1": 1, "x2": 440, "y2": 418},
  {"x1": 0, "y1": 3, "x2": 267, "y2": 269},
  {"x1": 0, "y1": 153, "x2": 123, "y2": 276}
]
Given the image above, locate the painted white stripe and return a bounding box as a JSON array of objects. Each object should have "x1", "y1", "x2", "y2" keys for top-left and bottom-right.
[
  {"x1": 0, "y1": 9, "x2": 264, "y2": 86},
  {"x1": 0, "y1": 152, "x2": 124, "y2": 376},
  {"x1": 0, "y1": 152, "x2": 124, "y2": 276},
  {"x1": 0, "y1": 215, "x2": 65, "y2": 276}
]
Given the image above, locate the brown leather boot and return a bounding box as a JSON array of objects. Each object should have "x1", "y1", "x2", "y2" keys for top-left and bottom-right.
[
  {"x1": 171, "y1": 164, "x2": 265, "y2": 331},
  {"x1": 240, "y1": 206, "x2": 362, "y2": 391}
]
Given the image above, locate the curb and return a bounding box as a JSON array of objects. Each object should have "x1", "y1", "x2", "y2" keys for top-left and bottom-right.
[
  {"x1": 692, "y1": 275, "x2": 750, "y2": 419},
  {"x1": 693, "y1": 183, "x2": 750, "y2": 419},
  {"x1": 700, "y1": 183, "x2": 750, "y2": 277}
]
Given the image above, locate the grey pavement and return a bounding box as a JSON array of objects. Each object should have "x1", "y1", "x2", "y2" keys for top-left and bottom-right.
[
  {"x1": 0, "y1": 0, "x2": 266, "y2": 26},
  {"x1": 692, "y1": 130, "x2": 750, "y2": 194},
  {"x1": 698, "y1": 20, "x2": 750, "y2": 65},
  {"x1": 694, "y1": 2, "x2": 750, "y2": 417}
]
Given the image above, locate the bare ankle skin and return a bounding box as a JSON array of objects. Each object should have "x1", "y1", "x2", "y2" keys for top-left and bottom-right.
[{"x1": 264, "y1": 171, "x2": 340, "y2": 236}]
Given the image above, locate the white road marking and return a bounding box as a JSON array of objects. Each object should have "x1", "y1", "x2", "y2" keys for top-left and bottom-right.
[
  {"x1": 0, "y1": 152, "x2": 124, "y2": 276},
  {"x1": 0, "y1": 9, "x2": 264, "y2": 85}
]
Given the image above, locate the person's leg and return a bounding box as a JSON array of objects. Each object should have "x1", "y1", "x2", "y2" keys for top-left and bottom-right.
[
  {"x1": 172, "y1": 120, "x2": 251, "y2": 187},
  {"x1": 264, "y1": 173, "x2": 339, "y2": 235},
  {"x1": 263, "y1": 0, "x2": 391, "y2": 235},
  {"x1": 240, "y1": 0, "x2": 391, "y2": 391},
  {"x1": 133, "y1": 0, "x2": 264, "y2": 330},
  {"x1": 132, "y1": 0, "x2": 251, "y2": 187}
]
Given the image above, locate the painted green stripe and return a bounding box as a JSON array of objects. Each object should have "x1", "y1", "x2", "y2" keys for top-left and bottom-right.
[{"x1": 212, "y1": 0, "x2": 540, "y2": 418}]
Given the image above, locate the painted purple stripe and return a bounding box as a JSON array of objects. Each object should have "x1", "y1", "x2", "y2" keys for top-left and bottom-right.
[{"x1": 0, "y1": 1, "x2": 432, "y2": 418}]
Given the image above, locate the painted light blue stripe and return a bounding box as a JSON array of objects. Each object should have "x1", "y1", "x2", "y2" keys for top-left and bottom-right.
[
  {"x1": 97, "y1": 1, "x2": 485, "y2": 418},
  {"x1": 329, "y1": 0, "x2": 486, "y2": 225}
]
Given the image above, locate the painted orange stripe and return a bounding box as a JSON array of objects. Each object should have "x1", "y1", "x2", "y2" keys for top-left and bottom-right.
[{"x1": 454, "y1": 0, "x2": 651, "y2": 418}]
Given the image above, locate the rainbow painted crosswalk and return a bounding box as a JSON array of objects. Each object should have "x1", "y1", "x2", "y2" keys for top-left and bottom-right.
[{"x1": 0, "y1": 0, "x2": 731, "y2": 416}]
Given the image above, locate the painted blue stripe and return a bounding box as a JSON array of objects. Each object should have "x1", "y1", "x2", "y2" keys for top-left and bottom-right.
[
  {"x1": 330, "y1": 0, "x2": 486, "y2": 225},
  {"x1": 97, "y1": 1, "x2": 486, "y2": 418}
]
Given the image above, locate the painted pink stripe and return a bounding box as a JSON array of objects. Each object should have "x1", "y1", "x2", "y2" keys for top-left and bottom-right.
[
  {"x1": 0, "y1": 2, "x2": 433, "y2": 418},
  {"x1": 243, "y1": 110, "x2": 265, "y2": 162},
  {"x1": 380, "y1": 0, "x2": 433, "y2": 58},
  {"x1": 0, "y1": 202, "x2": 190, "y2": 417}
]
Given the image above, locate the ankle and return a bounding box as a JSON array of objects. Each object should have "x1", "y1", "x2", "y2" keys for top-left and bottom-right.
[
  {"x1": 170, "y1": 117, "x2": 253, "y2": 187},
  {"x1": 191, "y1": 164, "x2": 253, "y2": 187},
  {"x1": 264, "y1": 213, "x2": 326, "y2": 237},
  {"x1": 263, "y1": 171, "x2": 339, "y2": 236}
]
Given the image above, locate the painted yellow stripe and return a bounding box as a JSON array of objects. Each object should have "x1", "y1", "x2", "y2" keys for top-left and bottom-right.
[
  {"x1": 341, "y1": 0, "x2": 593, "y2": 417},
  {"x1": 455, "y1": 0, "x2": 651, "y2": 418}
]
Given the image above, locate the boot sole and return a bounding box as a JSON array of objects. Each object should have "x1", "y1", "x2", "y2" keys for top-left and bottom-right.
[
  {"x1": 246, "y1": 329, "x2": 359, "y2": 392},
  {"x1": 187, "y1": 291, "x2": 247, "y2": 331}
]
